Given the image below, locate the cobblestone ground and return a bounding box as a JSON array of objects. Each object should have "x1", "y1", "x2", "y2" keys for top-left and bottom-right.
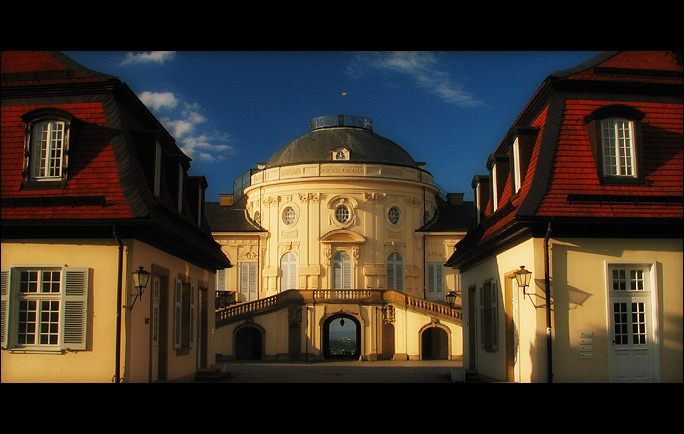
[{"x1": 194, "y1": 360, "x2": 467, "y2": 383}]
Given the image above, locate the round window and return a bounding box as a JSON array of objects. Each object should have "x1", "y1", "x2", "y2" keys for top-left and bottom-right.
[
  {"x1": 388, "y1": 206, "x2": 400, "y2": 225},
  {"x1": 283, "y1": 206, "x2": 296, "y2": 225},
  {"x1": 335, "y1": 204, "x2": 350, "y2": 223}
]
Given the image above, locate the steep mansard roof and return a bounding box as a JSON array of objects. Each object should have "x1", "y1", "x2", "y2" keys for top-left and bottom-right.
[
  {"x1": 447, "y1": 51, "x2": 683, "y2": 268},
  {"x1": 1, "y1": 51, "x2": 230, "y2": 270}
]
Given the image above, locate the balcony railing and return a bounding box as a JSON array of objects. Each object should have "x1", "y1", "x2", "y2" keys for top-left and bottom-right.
[{"x1": 215, "y1": 289, "x2": 461, "y2": 327}]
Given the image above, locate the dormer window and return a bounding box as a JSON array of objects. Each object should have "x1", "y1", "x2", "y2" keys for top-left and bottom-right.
[
  {"x1": 332, "y1": 147, "x2": 350, "y2": 160},
  {"x1": 584, "y1": 105, "x2": 645, "y2": 184},
  {"x1": 21, "y1": 108, "x2": 74, "y2": 188},
  {"x1": 507, "y1": 126, "x2": 537, "y2": 196},
  {"x1": 600, "y1": 118, "x2": 635, "y2": 177},
  {"x1": 487, "y1": 154, "x2": 509, "y2": 213}
]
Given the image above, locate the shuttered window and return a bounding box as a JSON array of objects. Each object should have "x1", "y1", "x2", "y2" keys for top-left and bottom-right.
[
  {"x1": 332, "y1": 251, "x2": 352, "y2": 290},
  {"x1": 240, "y1": 262, "x2": 258, "y2": 301},
  {"x1": 1, "y1": 266, "x2": 89, "y2": 351},
  {"x1": 280, "y1": 253, "x2": 297, "y2": 292},
  {"x1": 480, "y1": 280, "x2": 499, "y2": 351},
  {"x1": 386, "y1": 252, "x2": 404, "y2": 292},
  {"x1": 173, "y1": 279, "x2": 183, "y2": 349},
  {"x1": 427, "y1": 263, "x2": 444, "y2": 300}
]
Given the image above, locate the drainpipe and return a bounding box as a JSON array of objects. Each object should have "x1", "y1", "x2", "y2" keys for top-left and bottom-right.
[
  {"x1": 543, "y1": 221, "x2": 553, "y2": 383},
  {"x1": 113, "y1": 225, "x2": 124, "y2": 383}
]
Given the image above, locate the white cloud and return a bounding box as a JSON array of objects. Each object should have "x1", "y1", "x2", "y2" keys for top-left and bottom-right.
[
  {"x1": 357, "y1": 51, "x2": 485, "y2": 108},
  {"x1": 139, "y1": 91, "x2": 234, "y2": 162},
  {"x1": 138, "y1": 91, "x2": 179, "y2": 111},
  {"x1": 121, "y1": 51, "x2": 176, "y2": 66}
]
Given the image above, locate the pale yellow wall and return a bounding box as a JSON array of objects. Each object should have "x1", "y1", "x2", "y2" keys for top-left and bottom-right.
[
  {"x1": 213, "y1": 300, "x2": 462, "y2": 362},
  {"x1": 551, "y1": 237, "x2": 682, "y2": 383},
  {"x1": 244, "y1": 165, "x2": 440, "y2": 297},
  {"x1": 124, "y1": 239, "x2": 217, "y2": 383},
  {"x1": 2, "y1": 240, "x2": 120, "y2": 383},
  {"x1": 2, "y1": 238, "x2": 217, "y2": 383},
  {"x1": 211, "y1": 162, "x2": 465, "y2": 362},
  {"x1": 460, "y1": 236, "x2": 682, "y2": 383}
]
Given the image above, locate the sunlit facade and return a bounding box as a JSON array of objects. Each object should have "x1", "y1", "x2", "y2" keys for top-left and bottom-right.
[{"x1": 209, "y1": 115, "x2": 472, "y2": 361}]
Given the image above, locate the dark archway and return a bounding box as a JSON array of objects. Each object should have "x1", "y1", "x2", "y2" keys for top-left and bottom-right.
[
  {"x1": 235, "y1": 326, "x2": 263, "y2": 360},
  {"x1": 323, "y1": 314, "x2": 361, "y2": 360},
  {"x1": 421, "y1": 327, "x2": 449, "y2": 360}
]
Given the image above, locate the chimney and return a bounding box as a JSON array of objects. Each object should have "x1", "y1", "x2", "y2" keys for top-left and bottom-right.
[{"x1": 219, "y1": 194, "x2": 234, "y2": 206}]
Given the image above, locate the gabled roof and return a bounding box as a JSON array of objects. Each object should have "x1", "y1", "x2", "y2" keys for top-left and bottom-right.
[
  {"x1": 447, "y1": 51, "x2": 683, "y2": 269},
  {"x1": 1, "y1": 51, "x2": 230, "y2": 270}
]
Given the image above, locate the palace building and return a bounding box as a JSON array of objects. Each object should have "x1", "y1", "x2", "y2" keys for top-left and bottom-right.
[{"x1": 207, "y1": 115, "x2": 473, "y2": 362}]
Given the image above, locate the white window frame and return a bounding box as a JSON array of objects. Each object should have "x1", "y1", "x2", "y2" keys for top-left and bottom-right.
[
  {"x1": 604, "y1": 261, "x2": 661, "y2": 382},
  {"x1": 512, "y1": 137, "x2": 522, "y2": 194},
  {"x1": 30, "y1": 120, "x2": 67, "y2": 181},
  {"x1": 600, "y1": 118, "x2": 637, "y2": 178},
  {"x1": 1, "y1": 266, "x2": 89, "y2": 352},
  {"x1": 491, "y1": 164, "x2": 499, "y2": 212}
]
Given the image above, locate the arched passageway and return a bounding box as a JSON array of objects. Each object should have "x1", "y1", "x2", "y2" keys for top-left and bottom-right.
[
  {"x1": 323, "y1": 314, "x2": 361, "y2": 360},
  {"x1": 421, "y1": 327, "x2": 449, "y2": 360},
  {"x1": 235, "y1": 326, "x2": 263, "y2": 360}
]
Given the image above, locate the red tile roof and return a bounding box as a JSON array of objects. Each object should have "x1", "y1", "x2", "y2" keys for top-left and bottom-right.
[
  {"x1": 447, "y1": 51, "x2": 683, "y2": 268},
  {"x1": 1, "y1": 51, "x2": 230, "y2": 270}
]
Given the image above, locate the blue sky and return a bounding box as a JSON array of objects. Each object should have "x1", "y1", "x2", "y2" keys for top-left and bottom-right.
[{"x1": 65, "y1": 51, "x2": 602, "y2": 202}]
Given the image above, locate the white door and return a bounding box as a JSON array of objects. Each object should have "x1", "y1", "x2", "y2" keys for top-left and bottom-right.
[
  {"x1": 151, "y1": 276, "x2": 161, "y2": 381},
  {"x1": 608, "y1": 265, "x2": 656, "y2": 382}
]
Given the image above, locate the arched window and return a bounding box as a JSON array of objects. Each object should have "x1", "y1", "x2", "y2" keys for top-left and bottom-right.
[
  {"x1": 280, "y1": 252, "x2": 297, "y2": 292},
  {"x1": 386, "y1": 252, "x2": 404, "y2": 292},
  {"x1": 21, "y1": 108, "x2": 75, "y2": 187},
  {"x1": 332, "y1": 251, "x2": 352, "y2": 289},
  {"x1": 584, "y1": 104, "x2": 645, "y2": 184}
]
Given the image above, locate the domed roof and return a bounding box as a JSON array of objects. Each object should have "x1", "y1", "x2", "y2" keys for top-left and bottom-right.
[{"x1": 264, "y1": 115, "x2": 418, "y2": 169}]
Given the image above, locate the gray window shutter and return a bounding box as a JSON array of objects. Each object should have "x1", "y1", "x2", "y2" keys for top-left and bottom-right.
[
  {"x1": 63, "y1": 267, "x2": 90, "y2": 351},
  {"x1": 1, "y1": 268, "x2": 10, "y2": 349},
  {"x1": 173, "y1": 279, "x2": 182, "y2": 349}
]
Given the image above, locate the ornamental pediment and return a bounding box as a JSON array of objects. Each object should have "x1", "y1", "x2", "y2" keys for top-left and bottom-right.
[{"x1": 319, "y1": 229, "x2": 366, "y2": 244}]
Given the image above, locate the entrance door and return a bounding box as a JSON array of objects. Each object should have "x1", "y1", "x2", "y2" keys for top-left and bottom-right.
[
  {"x1": 608, "y1": 264, "x2": 657, "y2": 382},
  {"x1": 324, "y1": 315, "x2": 360, "y2": 359},
  {"x1": 151, "y1": 276, "x2": 161, "y2": 381},
  {"x1": 422, "y1": 327, "x2": 448, "y2": 360}
]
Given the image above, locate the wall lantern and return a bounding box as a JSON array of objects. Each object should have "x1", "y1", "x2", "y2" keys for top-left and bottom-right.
[
  {"x1": 129, "y1": 266, "x2": 151, "y2": 310},
  {"x1": 514, "y1": 265, "x2": 532, "y2": 295},
  {"x1": 445, "y1": 291, "x2": 459, "y2": 308}
]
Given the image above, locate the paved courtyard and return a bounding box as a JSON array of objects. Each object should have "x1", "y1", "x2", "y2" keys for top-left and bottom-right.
[{"x1": 188, "y1": 360, "x2": 470, "y2": 383}]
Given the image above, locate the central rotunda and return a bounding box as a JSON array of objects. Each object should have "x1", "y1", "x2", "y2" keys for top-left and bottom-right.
[{"x1": 207, "y1": 115, "x2": 473, "y2": 362}]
